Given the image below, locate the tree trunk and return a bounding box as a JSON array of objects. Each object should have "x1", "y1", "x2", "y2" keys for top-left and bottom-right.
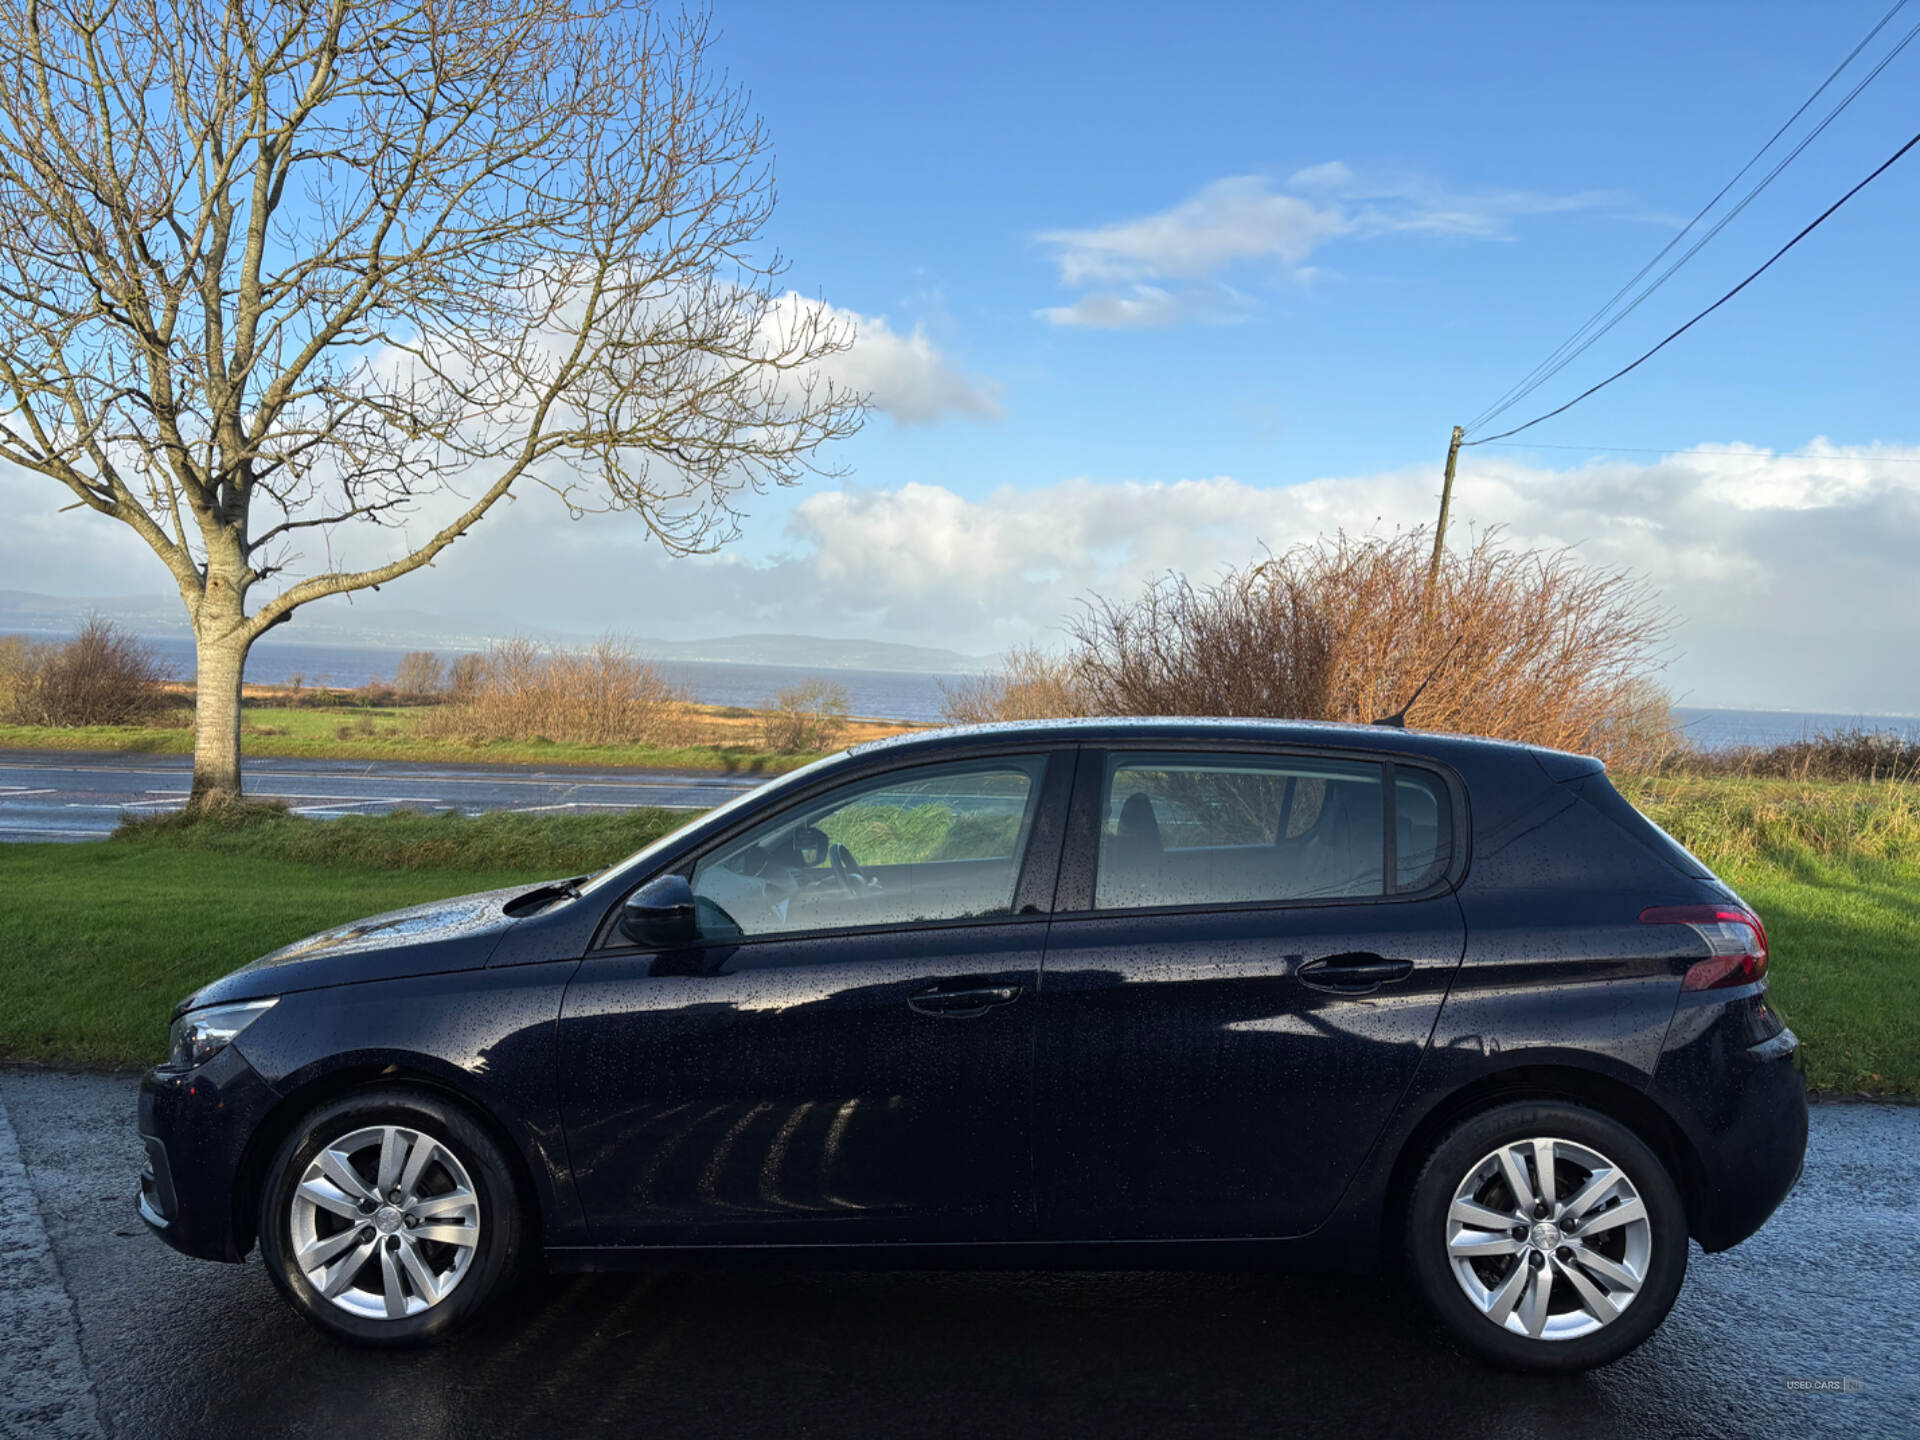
[{"x1": 190, "y1": 626, "x2": 250, "y2": 808}]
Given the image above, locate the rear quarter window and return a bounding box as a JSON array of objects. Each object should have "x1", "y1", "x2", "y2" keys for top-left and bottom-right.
[
  {"x1": 1569, "y1": 775, "x2": 1712, "y2": 878},
  {"x1": 1394, "y1": 767, "x2": 1453, "y2": 891}
]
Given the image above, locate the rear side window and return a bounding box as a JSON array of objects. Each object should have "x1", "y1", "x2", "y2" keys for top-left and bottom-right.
[{"x1": 1095, "y1": 753, "x2": 1387, "y2": 908}]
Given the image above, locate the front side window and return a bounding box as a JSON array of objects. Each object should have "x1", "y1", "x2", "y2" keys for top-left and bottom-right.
[
  {"x1": 688, "y1": 756, "x2": 1048, "y2": 938},
  {"x1": 1095, "y1": 753, "x2": 1388, "y2": 909}
]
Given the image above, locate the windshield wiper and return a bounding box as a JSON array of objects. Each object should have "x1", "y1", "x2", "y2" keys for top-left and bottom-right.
[{"x1": 503, "y1": 876, "x2": 589, "y2": 917}]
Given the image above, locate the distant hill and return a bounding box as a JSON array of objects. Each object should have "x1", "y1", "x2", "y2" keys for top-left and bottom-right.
[
  {"x1": 633, "y1": 633, "x2": 992, "y2": 673},
  {"x1": 0, "y1": 590, "x2": 993, "y2": 675}
]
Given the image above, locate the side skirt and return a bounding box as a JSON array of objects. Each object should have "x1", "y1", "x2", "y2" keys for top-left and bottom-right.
[{"x1": 541, "y1": 1235, "x2": 1373, "y2": 1274}]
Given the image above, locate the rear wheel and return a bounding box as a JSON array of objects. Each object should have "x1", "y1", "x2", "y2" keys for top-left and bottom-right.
[
  {"x1": 1405, "y1": 1101, "x2": 1688, "y2": 1372},
  {"x1": 258, "y1": 1087, "x2": 523, "y2": 1346}
]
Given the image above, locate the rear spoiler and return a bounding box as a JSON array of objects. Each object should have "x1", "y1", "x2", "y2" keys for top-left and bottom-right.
[{"x1": 1535, "y1": 750, "x2": 1606, "y2": 783}]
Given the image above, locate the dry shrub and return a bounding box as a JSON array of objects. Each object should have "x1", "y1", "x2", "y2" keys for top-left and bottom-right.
[
  {"x1": 0, "y1": 633, "x2": 31, "y2": 709},
  {"x1": 392, "y1": 650, "x2": 447, "y2": 699},
  {"x1": 940, "y1": 645, "x2": 1089, "y2": 725},
  {"x1": 2, "y1": 616, "x2": 172, "y2": 726},
  {"x1": 447, "y1": 653, "x2": 485, "y2": 703},
  {"x1": 760, "y1": 679, "x2": 853, "y2": 754},
  {"x1": 1663, "y1": 728, "x2": 1920, "y2": 784},
  {"x1": 1071, "y1": 561, "x2": 1334, "y2": 721},
  {"x1": 953, "y1": 529, "x2": 1679, "y2": 769},
  {"x1": 421, "y1": 637, "x2": 693, "y2": 746}
]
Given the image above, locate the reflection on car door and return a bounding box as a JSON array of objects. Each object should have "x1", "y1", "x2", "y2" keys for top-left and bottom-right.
[
  {"x1": 1035, "y1": 748, "x2": 1467, "y2": 1240},
  {"x1": 556, "y1": 748, "x2": 1074, "y2": 1247}
]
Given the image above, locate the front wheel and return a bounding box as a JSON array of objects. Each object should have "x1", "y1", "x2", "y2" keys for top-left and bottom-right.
[
  {"x1": 257, "y1": 1087, "x2": 524, "y2": 1346},
  {"x1": 1405, "y1": 1100, "x2": 1689, "y2": 1373}
]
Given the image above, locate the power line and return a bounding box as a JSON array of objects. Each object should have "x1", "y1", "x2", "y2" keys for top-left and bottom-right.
[
  {"x1": 1465, "y1": 0, "x2": 1909, "y2": 433},
  {"x1": 1474, "y1": 441, "x2": 1920, "y2": 465},
  {"x1": 1465, "y1": 129, "x2": 1920, "y2": 448},
  {"x1": 1468, "y1": 11, "x2": 1920, "y2": 436},
  {"x1": 1465, "y1": 0, "x2": 1918, "y2": 437}
]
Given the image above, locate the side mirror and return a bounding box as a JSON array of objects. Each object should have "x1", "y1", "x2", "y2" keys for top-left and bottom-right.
[{"x1": 618, "y1": 874, "x2": 698, "y2": 949}]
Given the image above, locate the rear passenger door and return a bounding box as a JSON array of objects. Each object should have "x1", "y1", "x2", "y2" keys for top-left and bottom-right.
[{"x1": 1035, "y1": 746, "x2": 1467, "y2": 1240}]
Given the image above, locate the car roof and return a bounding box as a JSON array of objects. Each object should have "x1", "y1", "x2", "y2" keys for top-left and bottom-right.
[{"x1": 845, "y1": 716, "x2": 1602, "y2": 778}]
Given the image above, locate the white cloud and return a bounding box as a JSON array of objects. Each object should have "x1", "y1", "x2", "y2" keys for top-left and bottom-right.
[
  {"x1": 767, "y1": 294, "x2": 1002, "y2": 426},
  {"x1": 1038, "y1": 177, "x2": 1345, "y2": 285},
  {"x1": 1038, "y1": 167, "x2": 1619, "y2": 328},
  {"x1": 11, "y1": 441, "x2": 1920, "y2": 713},
  {"x1": 1034, "y1": 284, "x2": 1253, "y2": 330},
  {"x1": 776, "y1": 442, "x2": 1920, "y2": 711},
  {"x1": 1287, "y1": 161, "x2": 1619, "y2": 237}
]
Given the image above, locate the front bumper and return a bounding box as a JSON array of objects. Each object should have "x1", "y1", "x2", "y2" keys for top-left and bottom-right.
[
  {"x1": 1651, "y1": 985, "x2": 1809, "y2": 1253},
  {"x1": 137, "y1": 1044, "x2": 280, "y2": 1263}
]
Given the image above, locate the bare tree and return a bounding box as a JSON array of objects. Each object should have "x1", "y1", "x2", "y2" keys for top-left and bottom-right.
[
  {"x1": 0, "y1": 0, "x2": 864, "y2": 803},
  {"x1": 390, "y1": 649, "x2": 446, "y2": 698}
]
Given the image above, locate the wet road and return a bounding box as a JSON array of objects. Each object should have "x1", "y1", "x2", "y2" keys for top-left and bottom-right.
[
  {"x1": 0, "y1": 750, "x2": 766, "y2": 842},
  {"x1": 0, "y1": 1070, "x2": 1913, "y2": 1440}
]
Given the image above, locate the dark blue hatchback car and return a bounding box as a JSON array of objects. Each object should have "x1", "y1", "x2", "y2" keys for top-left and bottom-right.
[{"x1": 139, "y1": 720, "x2": 1807, "y2": 1371}]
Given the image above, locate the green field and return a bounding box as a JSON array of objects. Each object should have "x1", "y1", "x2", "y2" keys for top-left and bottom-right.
[
  {"x1": 1617, "y1": 776, "x2": 1920, "y2": 1097},
  {"x1": 0, "y1": 778, "x2": 1914, "y2": 1093},
  {"x1": 0, "y1": 703, "x2": 812, "y2": 774}
]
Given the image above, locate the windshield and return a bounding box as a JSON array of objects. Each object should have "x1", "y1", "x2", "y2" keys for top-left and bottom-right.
[{"x1": 570, "y1": 749, "x2": 853, "y2": 899}]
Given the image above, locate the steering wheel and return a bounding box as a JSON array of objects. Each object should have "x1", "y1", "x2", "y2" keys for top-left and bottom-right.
[{"x1": 828, "y1": 842, "x2": 873, "y2": 899}]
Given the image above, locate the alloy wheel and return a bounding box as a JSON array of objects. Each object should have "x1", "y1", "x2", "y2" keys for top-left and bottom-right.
[
  {"x1": 1444, "y1": 1136, "x2": 1653, "y2": 1341},
  {"x1": 288, "y1": 1124, "x2": 482, "y2": 1321}
]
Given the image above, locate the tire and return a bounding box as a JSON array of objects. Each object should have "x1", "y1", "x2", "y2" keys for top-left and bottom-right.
[
  {"x1": 257, "y1": 1086, "x2": 524, "y2": 1346},
  {"x1": 1404, "y1": 1100, "x2": 1688, "y2": 1373}
]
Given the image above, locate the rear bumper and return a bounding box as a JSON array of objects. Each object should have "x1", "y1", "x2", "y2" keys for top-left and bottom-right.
[
  {"x1": 137, "y1": 1045, "x2": 280, "y2": 1263},
  {"x1": 1651, "y1": 987, "x2": 1808, "y2": 1253}
]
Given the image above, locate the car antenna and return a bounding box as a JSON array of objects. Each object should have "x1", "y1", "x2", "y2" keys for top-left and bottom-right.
[{"x1": 1372, "y1": 635, "x2": 1462, "y2": 729}]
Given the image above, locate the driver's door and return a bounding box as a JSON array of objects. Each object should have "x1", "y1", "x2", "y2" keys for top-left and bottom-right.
[{"x1": 557, "y1": 749, "x2": 1072, "y2": 1247}]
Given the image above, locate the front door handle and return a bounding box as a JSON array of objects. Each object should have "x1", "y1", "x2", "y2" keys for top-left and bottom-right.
[
  {"x1": 907, "y1": 984, "x2": 1022, "y2": 1018},
  {"x1": 1296, "y1": 953, "x2": 1415, "y2": 994}
]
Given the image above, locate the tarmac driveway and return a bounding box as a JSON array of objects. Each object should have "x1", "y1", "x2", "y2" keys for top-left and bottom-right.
[{"x1": 0, "y1": 1069, "x2": 1913, "y2": 1440}]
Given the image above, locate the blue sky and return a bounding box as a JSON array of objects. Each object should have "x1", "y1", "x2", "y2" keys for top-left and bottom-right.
[
  {"x1": 7, "y1": 0, "x2": 1920, "y2": 711},
  {"x1": 714, "y1": 0, "x2": 1916, "y2": 489}
]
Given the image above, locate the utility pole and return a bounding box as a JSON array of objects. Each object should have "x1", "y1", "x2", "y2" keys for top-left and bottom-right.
[{"x1": 1427, "y1": 425, "x2": 1464, "y2": 591}]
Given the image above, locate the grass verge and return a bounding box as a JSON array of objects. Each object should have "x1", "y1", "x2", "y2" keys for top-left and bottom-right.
[
  {"x1": 0, "y1": 808, "x2": 694, "y2": 1068},
  {"x1": 0, "y1": 707, "x2": 817, "y2": 774},
  {"x1": 0, "y1": 778, "x2": 1913, "y2": 1092}
]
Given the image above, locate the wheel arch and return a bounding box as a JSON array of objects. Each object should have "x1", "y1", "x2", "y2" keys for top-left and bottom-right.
[
  {"x1": 231, "y1": 1061, "x2": 547, "y2": 1259},
  {"x1": 1381, "y1": 1063, "x2": 1712, "y2": 1252}
]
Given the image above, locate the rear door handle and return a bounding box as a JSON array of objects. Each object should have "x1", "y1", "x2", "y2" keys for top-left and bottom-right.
[
  {"x1": 908, "y1": 984, "x2": 1022, "y2": 1018},
  {"x1": 1297, "y1": 954, "x2": 1415, "y2": 994}
]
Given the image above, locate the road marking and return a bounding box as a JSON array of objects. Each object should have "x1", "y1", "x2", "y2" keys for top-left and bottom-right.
[
  {"x1": 0, "y1": 789, "x2": 54, "y2": 797},
  {"x1": 287, "y1": 802, "x2": 459, "y2": 816},
  {"x1": 505, "y1": 800, "x2": 700, "y2": 813},
  {"x1": 141, "y1": 788, "x2": 450, "y2": 803},
  {"x1": 0, "y1": 758, "x2": 763, "y2": 791}
]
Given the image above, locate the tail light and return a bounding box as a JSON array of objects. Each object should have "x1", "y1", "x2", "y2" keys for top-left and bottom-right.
[{"x1": 1641, "y1": 904, "x2": 1769, "y2": 991}]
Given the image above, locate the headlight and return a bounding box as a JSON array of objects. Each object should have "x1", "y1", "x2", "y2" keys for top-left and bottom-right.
[{"x1": 167, "y1": 999, "x2": 277, "y2": 1070}]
